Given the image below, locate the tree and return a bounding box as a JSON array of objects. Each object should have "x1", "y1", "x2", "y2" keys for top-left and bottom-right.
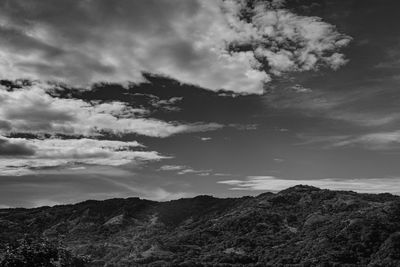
[{"x1": 0, "y1": 237, "x2": 90, "y2": 267}]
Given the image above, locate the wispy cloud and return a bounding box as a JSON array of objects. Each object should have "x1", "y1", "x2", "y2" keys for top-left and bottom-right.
[
  {"x1": 297, "y1": 130, "x2": 400, "y2": 151},
  {"x1": 266, "y1": 83, "x2": 400, "y2": 130},
  {"x1": 158, "y1": 165, "x2": 186, "y2": 171},
  {"x1": 229, "y1": 124, "x2": 258, "y2": 130},
  {"x1": 177, "y1": 168, "x2": 212, "y2": 176},
  {"x1": 290, "y1": 85, "x2": 312, "y2": 93},
  {"x1": 158, "y1": 164, "x2": 211, "y2": 176},
  {"x1": 332, "y1": 130, "x2": 400, "y2": 150},
  {"x1": 330, "y1": 111, "x2": 400, "y2": 127}
]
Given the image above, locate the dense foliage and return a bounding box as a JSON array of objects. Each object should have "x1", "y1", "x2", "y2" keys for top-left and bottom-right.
[
  {"x1": 0, "y1": 237, "x2": 90, "y2": 267},
  {"x1": 1, "y1": 186, "x2": 400, "y2": 266}
]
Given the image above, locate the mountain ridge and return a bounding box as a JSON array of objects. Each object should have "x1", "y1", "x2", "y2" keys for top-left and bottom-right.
[{"x1": 1, "y1": 185, "x2": 400, "y2": 266}]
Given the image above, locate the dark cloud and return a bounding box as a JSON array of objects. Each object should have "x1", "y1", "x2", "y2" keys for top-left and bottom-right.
[
  {"x1": 0, "y1": 25, "x2": 63, "y2": 56},
  {"x1": 0, "y1": 138, "x2": 35, "y2": 156},
  {"x1": 0, "y1": 120, "x2": 12, "y2": 131}
]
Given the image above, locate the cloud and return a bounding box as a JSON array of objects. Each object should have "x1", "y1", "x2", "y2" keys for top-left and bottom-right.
[
  {"x1": 290, "y1": 84, "x2": 312, "y2": 93},
  {"x1": 0, "y1": 0, "x2": 350, "y2": 94},
  {"x1": 266, "y1": 83, "x2": 400, "y2": 132},
  {"x1": 296, "y1": 134, "x2": 350, "y2": 147},
  {"x1": 0, "y1": 84, "x2": 223, "y2": 137},
  {"x1": 0, "y1": 136, "x2": 165, "y2": 175},
  {"x1": 0, "y1": 138, "x2": 35, "y2": 156},
  {"x1": 229, "y1": 124, "x2": 258, "y2": 130},
  {"x1": 177, "y1": 168, "x2": 211, "y2": 176},
  {"x1": 329, "y1": 111, "x2": 400, "y2": 127},
  {"x1": 158, "y1": 164, "x2": 211, "y2": 176},
  {"x1": 151, "y1": 97, "x2": 183, "y2": 112},
  {"x1": 332, "y1": 130, "x2": 400, "y2": 150},
  {"x1": 158, "y1": 165, "x2": 186, "y2": 171},
  {"x1": 218, "y1": 175, "x2": 400, "y2": 194},
  {"x1": 226, "y1": 2, "x2": 351, "y2": 73},
  {"x1": 298, "y1": 130, "x2": 400, "y2": 151}
]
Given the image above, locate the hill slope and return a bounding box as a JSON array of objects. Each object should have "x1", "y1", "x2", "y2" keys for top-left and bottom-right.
[{"x1": 1, "y1": 185, "x2": 400, "y2": 266}]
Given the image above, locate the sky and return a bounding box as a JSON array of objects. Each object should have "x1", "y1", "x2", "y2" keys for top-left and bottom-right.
[{"x1": 1, "y1": 0, "x2": 400, "y2": 208}]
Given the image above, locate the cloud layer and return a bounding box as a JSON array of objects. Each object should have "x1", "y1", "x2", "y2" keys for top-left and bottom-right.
[
  {"x1": 0, "y1": 136, "x2": 164, "y2": 175},
  {"x1": 0, "y1": 0, "x2": 350, "y2": 94},
  {"x1": 0, "y1": 82, "x2": 224, "y2": 175},
  {"x1": 0, "y1": 84, "x2": 222, "y2": 138}
]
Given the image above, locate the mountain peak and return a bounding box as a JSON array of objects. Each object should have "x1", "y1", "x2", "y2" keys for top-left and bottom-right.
[{"x1": 279, "y1": 184, "x2": 322, "y2": 194}]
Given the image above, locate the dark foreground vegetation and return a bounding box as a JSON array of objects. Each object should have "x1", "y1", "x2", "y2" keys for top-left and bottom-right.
[{"x1": 1, "y1": 185, "x2": 400, "y2": 266}]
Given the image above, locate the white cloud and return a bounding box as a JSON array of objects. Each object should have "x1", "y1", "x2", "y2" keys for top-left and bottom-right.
[
  {"x1": 0, "y1": 0, "x2": 350, "y2": 94},
  {"x1": 214, "y1": 173, "x2": 232, "y2": 176},
  {"x1": 332, "y1": 130, "x2": 400, "y2": 150},
  {"x1": 0, "y1": 136, "x2": 165, "y2": 175},
  {"x1": 0, "y1": 84, "x2": 223, "y2": 137},
  {"x1": 218, "y1": 175, "x2": 400, "y2": 194},
  {"x1": 151, "y1": 97, "x2": 183, "y2": 112},
  {"x1": 159, "y1": 164, "x2": 211, "y2": 176},
  {"x1": 177, "y1": 168, "x2": 212, "y2": 176},
  {"x1": 159, "y1": 165, "x2": 186, "y2": 171},
  {"x1": 227, "y1": 3, "x2": 351, "y2": 74},
  {"x1": 291, "y1": 84, "x2": 312, "y2": 93}
]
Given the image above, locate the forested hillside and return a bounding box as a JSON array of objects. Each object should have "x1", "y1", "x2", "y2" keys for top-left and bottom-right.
[{"x1": 1, "y1": 185, "x2": 400, "y2": 266}]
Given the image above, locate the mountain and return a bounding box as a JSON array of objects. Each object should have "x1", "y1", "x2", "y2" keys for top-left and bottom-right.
[{"x1": 1, "y1": 185, "x2": 400, "y2": 266}]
